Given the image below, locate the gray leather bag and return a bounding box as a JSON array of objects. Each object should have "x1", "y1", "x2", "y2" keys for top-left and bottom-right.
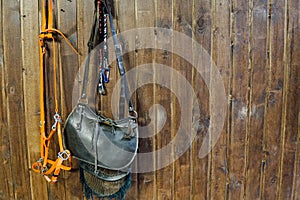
[
  {"x1": 63, "y1": 7, "x2": 138, "y2": 171},
  {"x1": 64, "y1": 103, "x2": 138, "y2": 170}
]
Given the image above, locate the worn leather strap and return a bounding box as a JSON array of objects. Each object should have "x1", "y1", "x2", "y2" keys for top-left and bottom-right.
[
  {"x1": 104, "y1": 0, "x2": 134, "y2": 117},
  {"x1": 80, "y1": 2, "x2": 100, "y2": 100}
]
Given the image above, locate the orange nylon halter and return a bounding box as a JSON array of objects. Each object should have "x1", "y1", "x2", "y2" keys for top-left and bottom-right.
[{"x1": 32, "y1": 0, "x2": 78, "y2": 183}]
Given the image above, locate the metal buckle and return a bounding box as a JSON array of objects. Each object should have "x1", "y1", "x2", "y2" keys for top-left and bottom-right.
[
  {"x1": 51, "y1": 113, "x2": 61, "y2": 130},
  {"x1": 58, "y1": 150, "x2": 70, "y2": 161},
  {"x1": 37, "y1": 157, "x2": 44, "y2": 163},
  {"x1": 41, "y1": 166, "x2": 48, "y2": 174}
]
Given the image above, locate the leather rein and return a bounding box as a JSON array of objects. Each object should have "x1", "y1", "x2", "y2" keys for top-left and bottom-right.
[{"x1": 32, "y1": 0, "x2": 78, "y2": 183}]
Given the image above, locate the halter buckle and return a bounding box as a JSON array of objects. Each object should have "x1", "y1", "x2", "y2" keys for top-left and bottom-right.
[{"x1": 58, "y1": 150, "x2": 70, "y2": 161}]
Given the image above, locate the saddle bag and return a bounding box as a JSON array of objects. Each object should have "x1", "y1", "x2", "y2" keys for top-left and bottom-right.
[
  {"x1": 63, "y1": 1, "x2": 138, "y2": 199},
  {"x1": 64, "y1": 103, "x2": 138, "y2": 170}
]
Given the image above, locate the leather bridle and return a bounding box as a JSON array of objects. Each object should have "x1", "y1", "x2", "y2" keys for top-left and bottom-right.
[{"x1": 32, "y1": 0, "x2": 78, "y2": 183}]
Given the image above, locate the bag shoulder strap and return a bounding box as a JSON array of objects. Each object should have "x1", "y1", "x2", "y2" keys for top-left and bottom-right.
[
  {"x1": 81, "y1": 0, "x2": 134, "y2": 117},
  {"x1": 106, "y1": 3, "x2": 134, "y2": 117}
]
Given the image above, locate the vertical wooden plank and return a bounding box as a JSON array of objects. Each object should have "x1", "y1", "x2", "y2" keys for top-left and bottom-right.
[
  {"x1": 56, "y1": 0, "x2": 82, "y2": 199},
  {"x1": 192, "y1": 0, "x2": 212, "y2": 199},
  {"x1": 72, "y1": 1, "x2": 95, "y2": 111},
  {"x1": 292, "y1": 1, "x2": 300, "y2": 200},
  {"x1": 262, "y1": 0, "x2": 286, "y2": 198},
  {"x1": 228, "y1": 0, "x2": 249, "y2": 199},
  {"x1": 2, "y1": 0, "x2": 31, "y2": 199},
  {"x1": 57, "y1": 0, "x2": 79, "y2": 116},
  {"x1": 77, "y1": 0, "x2": 94, "y2": 67},
  {"x1": 244, "y1": 0, "x2": 268, "y2": 199},
  {"x1": 279, "y1": 0, "x2": 300, "y2": 198},
  {"x1": 210, "y1": 0, "x2": 231, "y2": 199},
  {"x1": 75, "y1": 1, "x2": 97, "y2": 199},
  {"x1": 76, "y1": 0, "x2": 94, "y2": 133},
  {"x1": 135, "y1": 0, "x2": 156, "y2": 199},
  {"x1": 21, "y1": 0, "x2": 49, "y2": 199},
  {"x1": 154, "y1": 0, "x2": 174, "y2": 199},
  {"x1": 173, "y1": 0, "x2": 193, "y2": 199},
  {"x1": 0, "y1": 0, "x2": 14, "y2": 198},
  {"x1": 294, "y1": 114, "x2": 300, "y2": 200},
  {"x1": 76, "y1": 0, "x2": 94, "y2": 138},
  {"x1": 116, "y1": 0, "x2": 138, "y2": 198}
]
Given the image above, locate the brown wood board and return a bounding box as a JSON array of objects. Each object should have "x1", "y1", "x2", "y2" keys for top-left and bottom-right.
[
  {"x1": 2, "y1": 0, "x2": 31, "y2": 199},
  {"x1": 211, "y1": 0, "x2": 231, "y2": 199},
  {"x1": 262, "y1": 0, "x2": 286, "y2": 199},
  {"x1": 227, "y1": 0, "x2": 250, "y2": 199},
  {"x1": 192, "y1": 0, "x2": 212, "y2": 199},
  {"x1": 244, "y1": 0, "x2": 268, "y2": 199},
  {"x1": 154, "y1": 0, "x2": 175, "y2": 199},
  {"x1": 0, "y1": 0, "x2": 299, "y2": 199}
]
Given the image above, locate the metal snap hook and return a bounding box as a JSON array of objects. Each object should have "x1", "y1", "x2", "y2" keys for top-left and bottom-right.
[{"x1": 51, "y1": 113, "x2": 61, "y2": 130}]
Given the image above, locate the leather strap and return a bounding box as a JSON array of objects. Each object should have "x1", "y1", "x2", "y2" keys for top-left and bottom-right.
[
  {"x1": 106, "y1": 8, "x2": 134, "y2": 117},
  {"x1": 104, "y1": 0, "x2": 134, "y2": 115},
  {"x1": 80, "y1": 2, "x2": 100, "y2": 100},
  {"x1": 32, "y1": 0, "x2": 77, "y2": 183},
  {"x1": 80, "y1": 0, "x2": 134, "y2": 116}
]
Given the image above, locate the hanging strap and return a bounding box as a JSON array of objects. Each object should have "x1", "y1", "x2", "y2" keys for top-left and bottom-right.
[
  {"x1": 32, "y1": 0, "x2": 78, "y2": 183},
  {"x1": 106, "y1": 9, "x2": 134, "y2": 118},
  {"x1": 80, "y1": 1, "x2": 101, "y2": 100},
  {"x1": 80, "y1": 0, "x2": 134, "y2": 116},
  {"x1": 104, "y1": 0, "x2": 134, "y2": 115}
]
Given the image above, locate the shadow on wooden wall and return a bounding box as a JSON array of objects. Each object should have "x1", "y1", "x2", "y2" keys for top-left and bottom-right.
[{"x1": 0, "y1": 0, "x2": 299, "y2": 199}]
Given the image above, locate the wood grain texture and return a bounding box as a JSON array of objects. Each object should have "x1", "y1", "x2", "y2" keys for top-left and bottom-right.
[
  {"x1": 21, "y1": 0, "x2": 49, "y2": 199},
  {"x1": 2, "y1": 0, "x2": 31, "y2": 199},
  {"x1": 294, "y1": 114, "x2": 300, "y2": 200},
  {"x1": 227, "y1": 0, "x2": 250, "y2": 199},
  {"x1": 262, "y1": 0, "x2": 286, "y2": 199},
  {"x1": 0, "y1": 0, "x2": 299, "y2": 199},
  {"x1": 192, "y1": 1, "x2": 212, "y2": 199},
  {"x1": 211, "y1": 0, "x2": 231, "y2": 198},
  {"x1": 290, "y1": 2, "x2": 300, "y2": 199},
  {"x1": 244, "y1": 0, "x2": 268, "y2": 199},
  {"x1": 173, "y1": 0, "x2": 193, "y2": 199},
  {"x1": 279, "y1": 0, "x2": 300, "y2": 199},
  {"x1": 0, "y1": 0, "x2": 13, "y2": 198},
  {"x1": 57, "y1": 0, "x2": 79, "y2": 117},
  {"x1": 154, "y1": 0, "x2": 174, "y2": 199},
  {"x1": 135, "y1": 0, "x2": 156, "y2": 199},
  {"x1": 77, "y1": 0, "x2": 94, "y2": 67}
]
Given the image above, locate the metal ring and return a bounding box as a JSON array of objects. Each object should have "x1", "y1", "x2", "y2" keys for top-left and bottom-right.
[
  {"x1": 129, "y1": 110, "x2": 138, "y2": 119},
  {"x1": 58, "y1": 150, "x2": 70, "y2": 161},
  {"x1": 53, "y1": 113, "x2": 61, "y2": 122}
]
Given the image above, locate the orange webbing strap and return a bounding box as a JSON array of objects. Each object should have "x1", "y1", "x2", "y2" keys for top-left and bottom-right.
[
  {"x1": 32, "y1": 0, "x2": 78, "y2": 183},
  {"x1": 32, "y1": 115, "x2": 72, "y2": 183}
]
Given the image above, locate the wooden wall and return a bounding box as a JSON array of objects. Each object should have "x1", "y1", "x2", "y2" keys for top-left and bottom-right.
[{"x1": 0, "y1": 0, "x2": 299, "y2": 199}]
